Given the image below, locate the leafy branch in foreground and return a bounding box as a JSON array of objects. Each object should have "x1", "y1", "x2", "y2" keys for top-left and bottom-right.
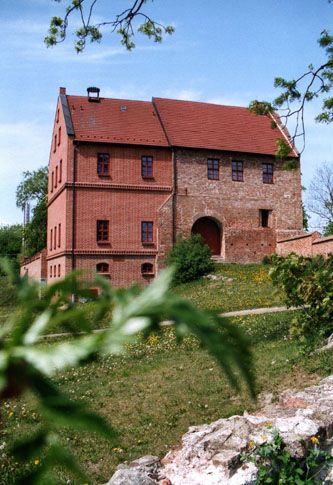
[
  {"x1": 249, "y1": 28, "x2": 333, "y2": 158},
  {"x1": 45, "y1": 0, "x2": 174, "y2": 53},
  {"x1": 0, "y1": 260, "x2": 255, "y2": 483}
]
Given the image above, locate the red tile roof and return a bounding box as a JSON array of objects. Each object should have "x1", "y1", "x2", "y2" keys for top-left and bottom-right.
[
  {"x1": 67, "y1": 95, "x2": 169, "y2": 147},
  {"x1": 65, "y1": 93, "x2": 297, "y2": 156},
  {"x1": 153, "y1": 97, "x2": 298, "y2": 157}
]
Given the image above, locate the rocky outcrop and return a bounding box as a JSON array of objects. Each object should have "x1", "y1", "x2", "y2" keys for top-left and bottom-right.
[{"x1": 106, "y1": 376, "x2": 333, "y2": 485}]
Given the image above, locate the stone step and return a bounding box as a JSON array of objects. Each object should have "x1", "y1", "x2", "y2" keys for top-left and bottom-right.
[{"x1": 211, "y1": 255, "x2": 224, "y2": 263}]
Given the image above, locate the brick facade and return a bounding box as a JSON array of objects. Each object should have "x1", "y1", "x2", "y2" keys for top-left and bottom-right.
[{"x1": 44, "y1": 88, "x2": 304, "y2": 287}]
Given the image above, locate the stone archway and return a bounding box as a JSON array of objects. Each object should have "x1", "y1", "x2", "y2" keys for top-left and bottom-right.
[{"x1": 191, "y1": 217, "x2": 221, "y2": 255}]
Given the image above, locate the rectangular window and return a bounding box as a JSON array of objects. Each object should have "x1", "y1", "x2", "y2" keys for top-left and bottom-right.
[
  {"x1": 50, "y1": 265, "x2": 52, "y2": 277},
  {"x1": 55, "y1": 166, "x2": 58, "y2": 188},
  {"x1": 58, "y1": 264, "x2": 61, "y2": 277},
  {"x1": 51, "y1": 171, "x2": 54, "y2": 192},
  {"x1": 58, "y1": 126, "x2": 61, "y2": 145},
  {"x1": 141, "y1": 156, "x2": 153, "y2": 177},
  {"x1": 50, "y1": 229, "x2": 53, "y2": 250},
  {"x1": 97, "y1": 154, "x2": 110, "y2": 175},
  {"x1": 59, "y1": 160, "x2": 62, "y2": 183},
  {"x1": 232, "y1": 160, "x2": 244, "y2": 182},
  {"x1": 58, "y1": 223, "x2": 61, "y2": 247},
  {"x1": 260, "y1": 209, "x2": 271, "y2": 228},
  {"x1": 54, "y1": 226, "x2": 57, "y2": 250},
  {"x1": 263, "y1": 163, "x2": 273, "y2": 184},
  {"x1": 54, "y1": 265, "x2": 56, "y2": 277},
  {"x1": 54, "y1": 134, "x2": 57, "y2": 152},
  {"x1": 97, "y1": 220, "x2": 109, "y2": 242},
  {"x1": 207, "y1": 159, "x2": 219, "y2": 180},
  {"x1": 56, "y1": 109, "x2": 59, "y2": 123},
  {"x1": 141, "y1": 221, "x2": 153, "y2": 243}
]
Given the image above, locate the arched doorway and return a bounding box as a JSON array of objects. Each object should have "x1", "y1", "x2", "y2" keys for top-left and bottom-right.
[{"x1": 191, "y1": 217, "x2": 221, "y2": 255}]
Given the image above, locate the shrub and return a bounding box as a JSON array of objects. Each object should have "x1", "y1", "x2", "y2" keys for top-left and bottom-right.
[
  {"x1": 165, "y1": 234, "x2": 214, "y2": 285},
  {"x1": 270, "y1": 253, "x2": 333, "y2": 340}
]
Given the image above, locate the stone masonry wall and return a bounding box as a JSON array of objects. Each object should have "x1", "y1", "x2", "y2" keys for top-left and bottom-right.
[
  {"x1": 175, "y1": 148, "x2": 303, "y2": 263},
  {"x1": 107, "y1": 375, "x2": 333, "y2": 485}
]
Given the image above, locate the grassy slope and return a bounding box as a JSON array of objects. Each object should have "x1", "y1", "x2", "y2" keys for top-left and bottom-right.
[{"x1": 0, "y1": 265, "x2": 332, "y2": 484}]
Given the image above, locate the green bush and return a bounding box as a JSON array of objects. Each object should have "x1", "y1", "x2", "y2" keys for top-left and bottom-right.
[
  {"x1": 165, "y1": 234, "x2": 214, "y2": 285},
  {"x1": 270, "y1": 253, "x2": 333, "y2": 340}
]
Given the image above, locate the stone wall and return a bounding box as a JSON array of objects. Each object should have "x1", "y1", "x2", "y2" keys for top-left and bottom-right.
[
  {"x1": 107, "y1": 376, "x2": 333, "y2": 485},
  {"x1": 175, "y1": 148, "x2": 303, "y2": 263}
]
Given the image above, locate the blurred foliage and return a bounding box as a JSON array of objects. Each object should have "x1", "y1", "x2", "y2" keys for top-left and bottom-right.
[
  {"x1": 0, "y1": 260, "x2": 254, "y2": 484},
  {"x1": 270, "y1": 253, "x2": 333, "y2": 341}
]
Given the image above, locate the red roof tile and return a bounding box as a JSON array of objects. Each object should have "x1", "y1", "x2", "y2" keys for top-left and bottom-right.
[
  {"x1": 67, "y1": 95, "x2": 169, "y2": 147},
  {"x1": 65, "y1": 93, "x2": 297, "y2": 157},
  {"x1": 153, "y1": 97, "x2": 298, "y2": 157}
]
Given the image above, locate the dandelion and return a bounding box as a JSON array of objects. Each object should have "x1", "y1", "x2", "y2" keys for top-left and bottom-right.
[
  {"x1": 311, "y1": 436, "x2": 319, "y2": 444},
  {"x1": 8, "y1": 412, "x2": 14, "y2": 418},
  {"x1": 34, "y1": 460, "x2": 39, "y2": 465},
  {"x1": 266, "y1": 421, "x2": 272, "y2": 427},
  {"x1": 137, "y1": 439, "x2": 142, "y2": 444}
]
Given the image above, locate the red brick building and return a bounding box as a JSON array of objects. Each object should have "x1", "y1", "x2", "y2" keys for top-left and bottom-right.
[{"x1": 46, "y1": 87, "x2": 303, "y2": 287}]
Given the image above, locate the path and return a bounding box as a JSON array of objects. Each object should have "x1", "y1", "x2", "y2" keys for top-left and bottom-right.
[{"x1": 41, "y1": 305, "x2": 304, "y2": 339}]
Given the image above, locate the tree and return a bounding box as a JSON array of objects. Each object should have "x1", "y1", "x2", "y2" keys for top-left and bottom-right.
[
  {"x1": 250, "y1": 25, "x2": 333, "y2": 158},
  {"x1": 16, "y1": 167, "x2": 48, "y2": 257},
  {"x1": 45, "y1": 0, "x2": 174, "y2": 53},
  {"x1": 307, "y1": 162, "x2": 333, "y2": 233},
  {"x1": 0, "y1": 224, "x2": 22, "y2": 273}
]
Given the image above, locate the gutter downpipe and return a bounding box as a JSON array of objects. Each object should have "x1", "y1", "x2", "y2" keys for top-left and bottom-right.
[
  {"x1": 72, "y1": 140, "x2": 78, "y2": 272},
  {"x1": 172, "y1": 147, "x2": 177, "y2": 244}
]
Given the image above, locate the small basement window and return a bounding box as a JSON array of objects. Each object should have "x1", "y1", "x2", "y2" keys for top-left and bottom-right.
[
  {"x1": 141, "y1": 263, "x2": 154, "y2": 275},
  {"x1": 260, "y1": 209, "x2": 272, "y2": 228},
  {"x1": 96, "y1": 262, "x2": 109, "y2": 273}
]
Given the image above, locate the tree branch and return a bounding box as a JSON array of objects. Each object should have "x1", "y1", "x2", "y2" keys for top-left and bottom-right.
[{"x1": 45, "y1": 0, "x2": 174, "y2": 53}]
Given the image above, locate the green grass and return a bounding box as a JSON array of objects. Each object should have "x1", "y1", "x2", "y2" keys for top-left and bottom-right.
[
  {"x1": 172, "y1": 263, "x2": 284, "y2": 312},
  {"x1": 0, "y1": 265, "x2": 332, "y2": 484}
]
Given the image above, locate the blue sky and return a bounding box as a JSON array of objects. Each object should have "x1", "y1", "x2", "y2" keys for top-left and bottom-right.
[{"x1": 0, "y1": 0, "x2": 332, "y2": 228}]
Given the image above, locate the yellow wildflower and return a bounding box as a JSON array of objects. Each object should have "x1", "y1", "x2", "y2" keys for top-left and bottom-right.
[
  {"x1": 34, "y1": 460, "x2": 39, "y2": 465},
  {"x1": 249, "y1": 441, "x2": 254, "y2": 447},
  {"x1": 262, "y1": 435, "x2": 267, "y2": 441},
  {"x1": 8, "y1": 412, "x2": 14, "y2": 418},
  {"x1": 311, "y1": 436, "x2": 319, "y2": 444}
]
